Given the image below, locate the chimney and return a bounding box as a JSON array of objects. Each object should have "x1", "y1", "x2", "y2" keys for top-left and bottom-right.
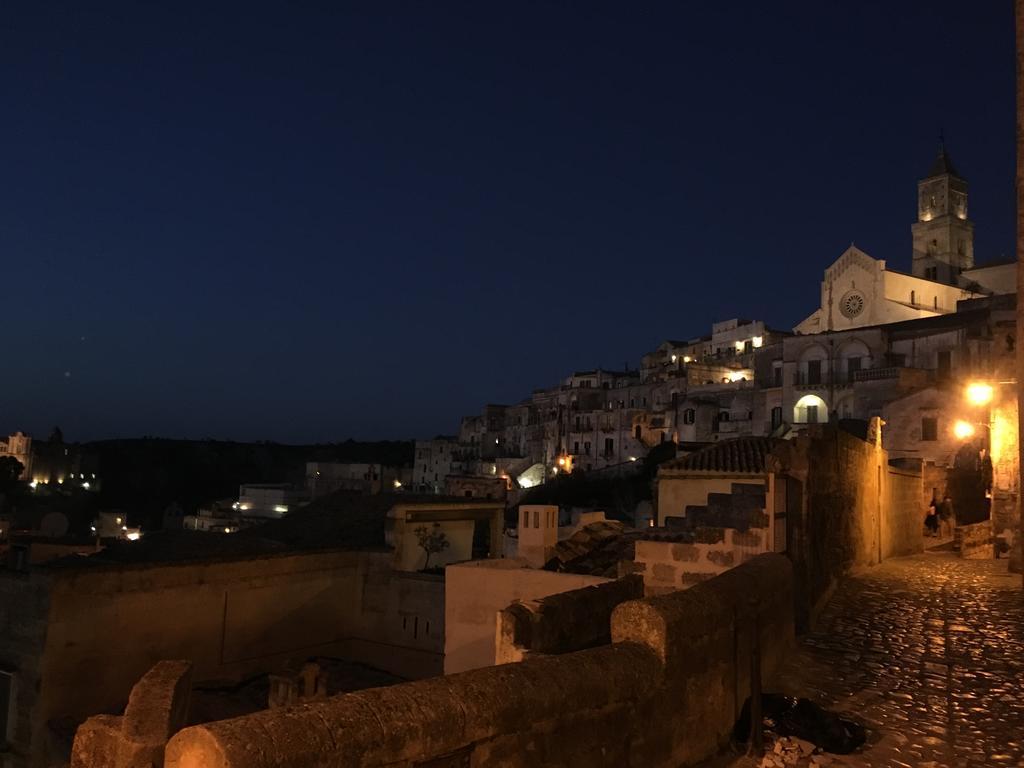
[{"x1": 517, "y1": 505, "x2": 559, "y2": 568}]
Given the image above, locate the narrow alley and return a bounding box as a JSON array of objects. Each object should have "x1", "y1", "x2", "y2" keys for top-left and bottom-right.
[{"x1": 758, "y1": 551, "x2": 1024, "y2": 767}]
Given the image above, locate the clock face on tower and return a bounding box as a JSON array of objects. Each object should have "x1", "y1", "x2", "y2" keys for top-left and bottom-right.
[{"x1": 840, "y1": 290, "x2": 866, "y2": 319}]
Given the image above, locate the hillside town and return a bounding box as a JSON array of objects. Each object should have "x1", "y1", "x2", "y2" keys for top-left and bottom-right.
[
  {"x1": 3, "y1": 2, "x2": 1024, "y2": 767},
  {"x1": 414, "y1": 146, "x2": 1019, "y2": 557},
  {"x1": 0, "y1": 142, "x2": 1020, "y2": 768}
]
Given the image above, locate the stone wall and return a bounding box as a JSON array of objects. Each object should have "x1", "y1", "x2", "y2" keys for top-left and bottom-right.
[
  {"x1": 990, "y1": 394, "x2": 1020, "y2": 567},
  {"x1": 922, "y1": 461, "x2": 950, "y2": 511},
  {"x1": 0, "y1": 572, "x2": 52, "y2": 766},
  {"x1": 71, "y1": 660, "x2": 192, "y2": 768},
  {"x1": 633, "y1": 527, "x2": 771, "y2": 595},
  {"x1": 657, "y1": 475, "x2": 766, "y2": 527},
  {"x1": 444, "y1": 559, "x2": 608, "y2": 674},
  {"x1": 954, "y1": 520, "x2": 994, "y2": 559},
  {"x1": 496, "y1": 575, "x2": 643, "y2": 663},
  {"x1": 780, "y1": 425, "x2": 924, "y2": 628},
  {"x1": 8, "y1": 550, "x2": 443, "y2": 768},
  {"x1": 883, "y1": 466, "x2": 925, "y2": 561},
  {"x1": 163, "y1": 554, "x2": 795, "y2": 768}
]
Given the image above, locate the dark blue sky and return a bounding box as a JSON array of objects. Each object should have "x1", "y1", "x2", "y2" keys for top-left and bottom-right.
[{"x1": 1, "y1": 1, "x2": 1015, "y2": 442}]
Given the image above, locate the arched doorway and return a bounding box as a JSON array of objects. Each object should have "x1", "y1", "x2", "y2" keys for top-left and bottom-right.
[{"x1": 794, "y1": 394, "x2": 828, "y2": 425}]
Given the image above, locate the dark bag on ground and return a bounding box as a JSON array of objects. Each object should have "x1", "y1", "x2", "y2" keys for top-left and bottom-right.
[{"x1": 734, "y1": 694, "x2": 866, "y2": 754}]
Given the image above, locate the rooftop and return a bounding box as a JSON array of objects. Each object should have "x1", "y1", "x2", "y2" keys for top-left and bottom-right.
[
  {"x1": 926, "y1": 145, "x2": 961, "y2": 178},
  {"x1": 43, "y1": 492, "x2": 495, "y2": 569},
  {"x1": 660, "y1": 436, "x2": 781, "y2": 474}
]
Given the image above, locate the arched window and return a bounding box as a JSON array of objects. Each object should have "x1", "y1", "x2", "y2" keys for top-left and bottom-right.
[
  {"x1": 794, "y1": 394, "x2": 828, "y2": 425},
  {"x1": 910, "y1": 290, "x2": 916, "y2": 305}
]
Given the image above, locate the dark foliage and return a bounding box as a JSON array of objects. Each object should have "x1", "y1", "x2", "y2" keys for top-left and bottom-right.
[
  {"x1": 0, "y1": 456, "x2": 24, "y2": 492},
  {"x1": 86, "y1": 438, "x2": 413, "y2": 531}
]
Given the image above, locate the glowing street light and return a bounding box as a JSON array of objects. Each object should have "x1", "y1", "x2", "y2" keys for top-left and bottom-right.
[
  {"x1": 965, "y1": 382, "x2": 994, "y2": 407},
  {"x1": 954, "y1": 420, "x2": 976, "y2": 440}
]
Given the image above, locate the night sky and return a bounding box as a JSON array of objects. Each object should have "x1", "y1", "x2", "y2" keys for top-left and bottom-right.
[{"x1": 1, "y1": 1, "x2": 1016, "y2": 443}]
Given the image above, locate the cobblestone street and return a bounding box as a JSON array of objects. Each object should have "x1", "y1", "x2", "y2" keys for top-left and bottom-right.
[{"x1": 749, "y1": 551, "x2": 1024, "y2": 767}]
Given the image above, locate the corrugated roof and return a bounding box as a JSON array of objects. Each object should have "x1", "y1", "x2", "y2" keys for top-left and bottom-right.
[{"x1": 661, "y1": 437, "x2": 779, "y2": 474}]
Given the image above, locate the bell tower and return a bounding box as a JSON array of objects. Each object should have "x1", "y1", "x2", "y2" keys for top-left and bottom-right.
[{"x1": 911, "y1": 144, "x2": 974, "y2": 285}]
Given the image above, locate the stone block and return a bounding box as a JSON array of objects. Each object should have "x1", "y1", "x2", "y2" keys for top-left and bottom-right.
[
  {"x1": 70, "y1": 715, "x2": 122, "y2": 768},
  {"x1": 731, "y1": 529, "x2": 762, "y2": 548},
  {"x1": 747, "y1": 510, "x2": 770, "y2": 528},
  {"x1": 694, "y1": 526, "x2": 725, "y2": 544},
  {"x1": 681, "y1": 571, "x2": 716, "y2": 586},
  {"x1": 71, "y1": 660, "x2": 192, "y2": 768},
  {"x1": 651, "y1": 563, "x2": 677, "y2": 583},
  {"x1": 645, "y1": 585, "x2": 676, "y2": 596},
  {"x1": 706, "y1": 550, "x2": 734, "y2": 567},
  {"x1": 670, "y1": 543, "x2": 700, "y2": 562},
  {"x1": 732, "y1": 483, "x2": 766, "y2": 496}
]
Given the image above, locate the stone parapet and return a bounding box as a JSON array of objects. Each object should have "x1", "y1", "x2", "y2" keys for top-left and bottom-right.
[
  {"x1": 164, "y1": 554, "x2": 794, "y2": 768},
  {"x1": 71, "y1": 660, "x2": 192, "y2": 768},
  {"x1": 496, "y1": 574, "x2": 644, "y2": 662},
  {"x1": 954, "y1": 520, "x2": 994, "y2": 559}
]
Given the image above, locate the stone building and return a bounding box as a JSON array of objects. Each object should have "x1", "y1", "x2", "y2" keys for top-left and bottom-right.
[
  {"x1": 411, "y1": 437, "x2": 465, "y2": 494},
  {"x1": 305, "y1": 461, "x2": 409, "y2": 497},
  {"x1": 423, "y1": 144, "x2": 1019, "y2": 563},
  {"x1": 236, "y1": 483, "x2": 309, "y2": 517},
  {"x1": 0, "y1": 493, "x2": 503, "y2": 767},
  {"x1": 0, "y1": 430, "x2": 99, "y2": 489},
  {"x1": 795, "y1": 147, "x2": 1013, "y2": 335},
  {"x1": 0, "y1": 432, "x2": 32, "y2": 479}
]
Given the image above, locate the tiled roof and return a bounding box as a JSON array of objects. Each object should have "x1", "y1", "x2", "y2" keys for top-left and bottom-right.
[
  {"x1": 546, "y1": 520, "x2": 637, "y2": 578},
  {"x1": 661, "y1": 437, "x2": 780, "y2": 474}
]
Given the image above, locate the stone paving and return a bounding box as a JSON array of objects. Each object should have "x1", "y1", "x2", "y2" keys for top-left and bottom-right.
[{"x1": 743, "y1": 551, "x2": 1024, "y2": 768}]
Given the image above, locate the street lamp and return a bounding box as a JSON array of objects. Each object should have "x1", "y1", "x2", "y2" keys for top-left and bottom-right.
[
  {"x1": 954, "y1": 420, "x2": 976, "y2": 440},
  {"x1": 965, "y1": 382, "x2": 994, "y2": 407}
]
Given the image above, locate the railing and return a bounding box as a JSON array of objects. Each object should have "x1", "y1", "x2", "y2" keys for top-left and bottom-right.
[
  {"x1": 852, "y1": 367, "x2": 901, "y2": 382},
  {"x1": 792, "y1": 372, "x2": 828, "y2": 387},
  {"x1": 792, "y1": 372, "x2": 861, "y2": 387}
]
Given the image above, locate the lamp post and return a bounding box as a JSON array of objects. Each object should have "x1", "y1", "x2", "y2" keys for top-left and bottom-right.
[
  {"x1": 1017, "y1": 0, "x2": 1024, "y2": 578},
  {"x1": 953, "y1": 382, "x2": 997, "y2": 529}
]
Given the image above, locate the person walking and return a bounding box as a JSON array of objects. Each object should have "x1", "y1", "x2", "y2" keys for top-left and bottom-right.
[
  {"x1": 939, "y1": 494, "x2": 955, "y2": 538},
  {"x1": 925, "y1": 497, "x2": 940, "y2": 537}
]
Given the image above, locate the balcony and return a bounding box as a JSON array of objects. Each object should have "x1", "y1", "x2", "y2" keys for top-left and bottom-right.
[
  {"x1": 792, "y1": 372, "x2": 858, "y2": 389},
  {"x1": 852, "y1": 367, "x2": 929, "y2": 388},
  {"x1": 852, "y1": 367, "x2": 899, "y2": 382},
  {"x1": 792, "y1": 372, "x2": 829, "y2": 389}
]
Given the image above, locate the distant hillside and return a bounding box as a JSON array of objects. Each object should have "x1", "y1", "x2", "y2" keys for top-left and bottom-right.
[{"x1": 86, "y1": 438, "x2": 413, "y2": 530}]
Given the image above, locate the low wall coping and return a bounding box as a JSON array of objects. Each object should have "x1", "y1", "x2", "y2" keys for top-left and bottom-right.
[{"x1": 166, "y1": 643, "x2": 659, "y2": 768}]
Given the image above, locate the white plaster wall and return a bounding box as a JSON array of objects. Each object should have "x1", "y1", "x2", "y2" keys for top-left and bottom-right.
[
  {"x1": 395, "y1": 520, "x2": 475, "y2": 571},
  {"x1": 657, "y1": 475, "x2": 766, "y2": 525},
  {"x1": 443, "y1": 560, "x2": 608, "y2": 674},
  {"x1": 882, "y1": 270, "x2": 974, "y2": 315}
]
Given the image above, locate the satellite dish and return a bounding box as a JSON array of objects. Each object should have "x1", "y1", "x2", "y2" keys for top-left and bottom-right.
[{"x1": 40, "y1": 512, "x2": 70, "y2": 538}]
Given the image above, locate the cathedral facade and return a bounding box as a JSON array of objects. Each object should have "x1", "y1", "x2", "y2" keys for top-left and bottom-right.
[{"x1": 795, "y1": 146, "x2": 1015, "y2": 335}]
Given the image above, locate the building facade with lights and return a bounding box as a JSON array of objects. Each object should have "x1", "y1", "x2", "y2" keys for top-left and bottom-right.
[
  {"x1": 0, "y1": 432, "x2": 32, "y2": 479},
  {"x1": 795, "y1": 148, "x2": 1014, "y2": 336}
]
